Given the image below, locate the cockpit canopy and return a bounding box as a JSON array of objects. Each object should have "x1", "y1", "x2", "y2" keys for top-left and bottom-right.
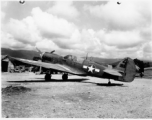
[
  {"x1": 64, "y1": 55, "x2": 84, "y2": 64},
  {"x1": 64, "y1": 55, "x2": 77, "y2": 61}
]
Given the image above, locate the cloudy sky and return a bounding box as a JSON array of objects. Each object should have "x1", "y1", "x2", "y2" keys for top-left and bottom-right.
[{"x1": 1, "y1": 0, "x2": 152, "y2": 60}]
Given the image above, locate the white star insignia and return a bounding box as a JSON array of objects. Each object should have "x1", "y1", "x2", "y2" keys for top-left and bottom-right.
[
  {"x1": 83, "y1": 65, "x2": 100, "y2": 73},
  {"x1": 88, "y1": 65, "x2": 95, "y2": 73}
]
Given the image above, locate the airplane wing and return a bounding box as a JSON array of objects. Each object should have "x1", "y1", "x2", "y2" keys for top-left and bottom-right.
[
  {"x1": 103, "y1": 69, "x2": 122, "y2": 76},
  {"x1": 9, "y1": 57, "x2": 86, "y2": 75}
]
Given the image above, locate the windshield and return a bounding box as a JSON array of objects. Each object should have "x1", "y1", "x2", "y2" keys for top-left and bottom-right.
[{"x1": 64, "y1": 55, "x2": 77, "y2": 61}]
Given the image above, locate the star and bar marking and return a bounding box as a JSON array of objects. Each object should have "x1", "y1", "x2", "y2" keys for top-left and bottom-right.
[{"x1": 83, "y1": 65, "x2": 100, "y2": 73}]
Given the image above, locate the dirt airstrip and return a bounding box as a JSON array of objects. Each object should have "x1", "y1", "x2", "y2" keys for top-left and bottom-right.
[{"x1": 1, "y1": 72, "x2": 152, "y2": 118}]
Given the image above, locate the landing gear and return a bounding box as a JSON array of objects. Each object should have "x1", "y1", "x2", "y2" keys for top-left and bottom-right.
[
  {"x1": 45, "y1": 73, "x2": 51, "y2": 81},
  {"x1": 108, "y1": 79, "x2": 111, "y2": 85},
  {"x1": 45, "y1": 70, "x2": 52, "y2": 81},
  {"x1": 140, "y1": 72, "x2": 143, "y2": 78},
  {"x1": 62, "y1": 73, "x2": 68, "y2": 80}
]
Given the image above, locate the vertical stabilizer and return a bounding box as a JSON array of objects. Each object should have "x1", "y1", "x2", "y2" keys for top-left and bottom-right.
[{"x1": 115, "y1": 58, "x2": 136, "y2": 82}]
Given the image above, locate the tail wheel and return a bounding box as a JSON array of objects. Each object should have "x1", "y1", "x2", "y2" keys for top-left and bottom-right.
[
  {"x1": 62, "y1": 74, "x2": 68, "y2": 80},
  {"x1": 45, "y1": 74, "x2": 51, "y2": 81}
]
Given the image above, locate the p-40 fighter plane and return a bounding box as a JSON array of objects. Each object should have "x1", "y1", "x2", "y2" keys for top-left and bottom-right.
[{"x1": 9, "y1": 49, "x2": 143, "y2": 84}]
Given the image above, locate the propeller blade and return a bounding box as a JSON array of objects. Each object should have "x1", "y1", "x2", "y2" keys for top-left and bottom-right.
[
  {"x1": 35, "y1": 47, "x2": 42, "y2": 54},
  {"x1": 35, "y1": 47, "x2": 55, "y2": 59},
  {"x1": 50, "y1": 50, "x2": 55, "y2": 54},
  {"x1": 35, "y1": 47, "x2": 44, "y2": 58}
]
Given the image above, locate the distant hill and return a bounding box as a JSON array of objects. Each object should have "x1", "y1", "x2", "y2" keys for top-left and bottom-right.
[
  {"x1": 1, "y1": 48, "x2": 40, "y2": 60},
  {"x1": 87, "y1": 57, "x2": 152, "y2": 68},
  {"x1": 1, "y1": 48, "x2": 152, "y2": 68}
]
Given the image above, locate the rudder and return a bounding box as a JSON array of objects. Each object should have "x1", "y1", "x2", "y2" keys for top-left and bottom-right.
[
  {"x1": 115, "y1": 57, "x2": 136, "y2": 82},
  {"x1": 123, "y1": 58, "x2": 136, "y2": 82}
]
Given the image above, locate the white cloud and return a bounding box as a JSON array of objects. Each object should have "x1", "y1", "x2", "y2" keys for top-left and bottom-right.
[
  {"x1": 143, "y1": 41, "x2": 152, "y2": 53},
  {"x1": 36, "y1": 39, "x2": 60, "y2": 52},
  {"x1": 84, "y1": 0, "x2": 151, "y2": 30},
  {"x1": 96, "y1": 30, "x2": 144, "y2": 48},
  {"x1": 5, "y1": 17, "x2": 41, "y2": 45},
  {"x1": 140, "y1": 26, "x2": 151, "y2": 41},
  {"x1": 1, "y1": 1, "x2": 151, "y2": 60},
  {"x1": 95, "y1": 43, "x2": 143, "y2": 59},
  {"x1": 143, "y1": 52, "x2": 152, "y2": 60},
  {"x1": 1, "y1": 31, "x2": 27, "y2": 49},
  {"x1": 47, "y1": 1, "x2": 79, "y2": 19},
  {"x1": 1, "y1": 1, "x2": 8, "y2": 8},
  {"x1": 1, "y1": 11, "x2": 5, "y2": 21},
  {"x1": 32, "y1": 7, "x2": 77, "y2": 38},
  {"x1": 2, "y1": 7, "x2": 79, "y2": 50},
  {"x1": 70, "y1": 29, "x2": 102, "y2": 54}
]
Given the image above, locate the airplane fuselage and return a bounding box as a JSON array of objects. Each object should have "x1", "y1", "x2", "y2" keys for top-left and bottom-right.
[
  {"x1": 41, "y1": 52, "x2": 119, "y2": 80},
  {"x1": 9, "y1": 51, "x2": 139, "y2": 83}
]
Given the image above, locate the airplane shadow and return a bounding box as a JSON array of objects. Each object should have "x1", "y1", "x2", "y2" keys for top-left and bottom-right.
[
  {"x1": 7, "y1": 78, "x2": 126, "y2": 87},
  {"x1": 7, "y1": 78, "x2": 89, "y2": 83},
  {"x1": 82, "y1": 81, "x2": 126, "y2": 87},
  {"x1": 96, "y1": 83, "x2": 125, "y2": 87}
]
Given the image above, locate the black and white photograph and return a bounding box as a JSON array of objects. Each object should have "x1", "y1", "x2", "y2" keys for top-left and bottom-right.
[{"x1": 1, "y1": 0, "x2": 152, "y2": 118}]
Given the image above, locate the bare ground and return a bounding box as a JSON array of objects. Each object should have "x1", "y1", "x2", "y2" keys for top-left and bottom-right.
[{"x1": 1, "y1": 72, "x2": 152, "y2": 118}]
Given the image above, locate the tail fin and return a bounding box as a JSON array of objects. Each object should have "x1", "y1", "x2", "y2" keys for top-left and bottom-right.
[{"x1": 115, "y1": 57, "x2": 136, "y2": 82}]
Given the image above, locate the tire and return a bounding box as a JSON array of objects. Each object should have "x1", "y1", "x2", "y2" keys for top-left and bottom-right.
[
  {"x1": 45, "y1": 74, "x2": 51, "y2": 81},
  {"x1": 108, "y1": 81, "x2": 111, "y2": 85},
  {"x1": 62, "y1": 74, "x2": 68, "y2": 80}
]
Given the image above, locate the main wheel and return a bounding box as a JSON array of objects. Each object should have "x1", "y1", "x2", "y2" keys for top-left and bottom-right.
[
  {"x1": 62, "y1": 74, "x2": 68, "y2": 80},
  {"x1": 108, "y1": 80, "x2": 111, "y2": 85},
  {"x1": 45, "y1": 74, "x2": 51, "y2": 81}
]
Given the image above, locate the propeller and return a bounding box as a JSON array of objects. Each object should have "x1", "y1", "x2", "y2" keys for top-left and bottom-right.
[
  {"x1": 35, "y1": 47, "x2": 45, "y2": 59},
  {"x1": 50, "y1": 50, "x2": 55, "y2": 54},
  {"x1": 35, "y1": 47, "x2": 55, "y2": 58}
]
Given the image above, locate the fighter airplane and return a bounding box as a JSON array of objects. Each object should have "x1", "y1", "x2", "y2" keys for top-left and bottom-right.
[{"x1": 8, "y1": 49, "x2": 144, "y2": 84}]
